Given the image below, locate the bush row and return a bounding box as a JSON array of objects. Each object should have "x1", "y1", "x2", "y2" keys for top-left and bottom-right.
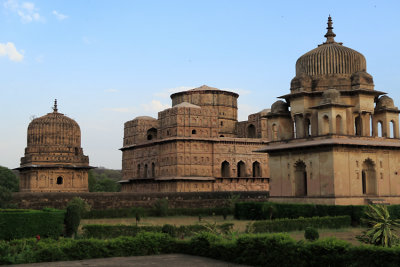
[
  {"x1": 82, "y1": 224, "x2": 225, "y2": 239},
  {"x1": 2, "y1": 232, "x2": 400, "y2": 266},
  {"x1": 235, "y1": 202, "x2": 367, "y2": 223},
  {"x1": 249, "y1": 216, "x2": 351, "y2": 233},
  {"x1": 0, "y1": 208, "x2": 65, "y2": 240},
  {"x1": 82, "y1": 207, "x2": 231, "y2": 219}
]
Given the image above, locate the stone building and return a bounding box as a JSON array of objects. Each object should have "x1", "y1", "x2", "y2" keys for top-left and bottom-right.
[
  {"x1": 259, "y1": 17, "x2": 400, "y2": 205},
  {"x1": 17, "y1": 100, "x2": 91, "y2": 192},
  {"x1": 119, "y1": 85, "x2": 270, "y2": 192}
]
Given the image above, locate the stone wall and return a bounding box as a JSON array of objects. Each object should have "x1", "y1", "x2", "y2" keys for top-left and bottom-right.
[{"x1": 12, "y1": 191, "x2": 269, "y2": 210}]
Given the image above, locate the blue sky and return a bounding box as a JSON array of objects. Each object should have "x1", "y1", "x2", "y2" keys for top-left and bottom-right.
[{"x1": 1, "y1": 0, "x2": 400, "y2": 169}]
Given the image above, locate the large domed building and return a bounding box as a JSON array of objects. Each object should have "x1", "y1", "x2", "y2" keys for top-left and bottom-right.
[
  {"x1": 120, "y1": 85, "x2": 270, "y2": 193},
  {"x1": 18, "y1": 100, "x2": 91, "y2": 192},
  {"x1": 260, "y1": 16, "x2": 400, "y2": 205}
]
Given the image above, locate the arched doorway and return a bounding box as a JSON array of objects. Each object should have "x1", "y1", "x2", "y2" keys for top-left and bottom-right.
[
  {"x1": 144, "y1": 164, "x2": 148, "y2": 178},
  {"x1": 305, "y1": 118, "x2": 311, "y2": 137},
  {"x1": 355, "y1": 116, "x2": 362, "y2": 136},
  {"x1": 237, "y1": 161, "x2": 245, "y2": 177},
  {"x1": 362, "y1": 159, "x2": 377, "y2": 195},
  {"x1": 252, "y1": 161, "x2": 261, "y2": 177},
  {"x1": 322, "y1": 115, "x2": 329, "y2": 135},
  {"x1": 247, "y1": 124, "x2": 256, "y2": 138},
  {"x1": 294, "y1": 161, "x2": 307, "y2": 196},
  {"x1": 147, "y1": 128, "x2": 157, "y2": 140},
  {"x1": 137, "y1": 164, "x2": 141, "y2": 178},
  {"x1": 221, "y1": 161, "x2": 230, "y2": 178}
]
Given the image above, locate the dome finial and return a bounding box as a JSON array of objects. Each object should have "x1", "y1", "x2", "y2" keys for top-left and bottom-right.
[
  {"x1": 324, "y1": 15, "x2": 336, "y2": 43},
  {"x1": 53, "y1": 99, "x2": 58, "y2": 113}
]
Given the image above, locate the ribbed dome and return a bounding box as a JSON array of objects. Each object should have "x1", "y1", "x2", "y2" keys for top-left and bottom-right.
[
  {"x1": 27, "y1": 101, "x2": 81, "y2": 148},
  {"x1": 296, "y1": 16, "x2": 367, "y2": 77}
]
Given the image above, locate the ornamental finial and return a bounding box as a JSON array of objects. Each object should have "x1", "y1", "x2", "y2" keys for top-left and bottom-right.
[
  {"x1": 53, "y1": 99, "x2": 58, "y2": 112},
  {"x1": 324, "y1": 15, "x2": 336, "y2": 43}
]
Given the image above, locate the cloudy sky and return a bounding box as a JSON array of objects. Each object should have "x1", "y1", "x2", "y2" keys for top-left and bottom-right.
[{"x1": 1, "y1": 0, "x2": 400, "y2": 170}]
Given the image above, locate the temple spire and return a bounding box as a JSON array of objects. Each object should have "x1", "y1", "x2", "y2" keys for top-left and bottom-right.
[
  {"x1": 324, "y1": 15, "x2": 336, "y2": 43},
  {"x1": 53, "y1": 99, "x2": 58, "y2": 113}
]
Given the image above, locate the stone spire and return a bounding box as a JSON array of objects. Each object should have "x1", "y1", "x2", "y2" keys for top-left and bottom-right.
[
  {"x1": 53, "y1": 99, "x2": 58, "y2": 113},
  {"x1": 324, "y1": 15, "x2": 336, "y2": 44}
]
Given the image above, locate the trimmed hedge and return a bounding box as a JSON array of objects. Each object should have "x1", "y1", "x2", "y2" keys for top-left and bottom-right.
[
  {"x1": 3, "y1": 233, "x2": 400, "y2": 266},
  {"x1": 82, "y1": 207, "x2": 231, "y2": 219},
  {"x1": 0, "y1": 208, "x2": 65, "y2": 240},
  {"x1": 82, "y1": 224, "x2": 207, "y2": 239},
  {"x1": 249, "y1": 216, "x2": 351, "y2": 233},
  {"x1": 234, "y1": 202, "x2": 367, "y2": 223}
]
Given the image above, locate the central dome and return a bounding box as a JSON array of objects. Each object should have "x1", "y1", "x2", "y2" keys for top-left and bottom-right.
[{"x1": 295, "y1": 16, "x2": 367, "y2": 77}]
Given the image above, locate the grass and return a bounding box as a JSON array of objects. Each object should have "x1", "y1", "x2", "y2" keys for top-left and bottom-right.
[{"x1": 80, "y1": 216, "x2": 365, "y2": 245}]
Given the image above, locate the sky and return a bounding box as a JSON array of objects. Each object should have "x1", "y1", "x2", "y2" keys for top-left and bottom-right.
[{"x1": 1, "y1": 0, "x2": 400, "y2": 170}]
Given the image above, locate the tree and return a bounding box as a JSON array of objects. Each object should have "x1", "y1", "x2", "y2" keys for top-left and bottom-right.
[
  {"x1": 64, "y1": 197, "x2": 91, "y2": 238},
  {"x1": 357, "y1": 204, "x2": 400, "y2": 247},
  {"x1": 88, "y1": 169, "x2": 121, "y2": 192},
  {"x1": 0, "y1": 166, "x2": 19, "y2": 208},
  {"x1": 0, "y1": 166, "x2": 19, "y2": 192}
]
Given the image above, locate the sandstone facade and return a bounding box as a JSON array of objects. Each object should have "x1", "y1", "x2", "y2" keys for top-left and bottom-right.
[
  {"x1": 120, "y1": 86, "x2": 270, "y2": 192},
  {"x1": 260, "y1": 17, "x2": 400, "y2": 205},
  {"x1": 17, "y1": 100, "x2": 91, "y2": 192}
]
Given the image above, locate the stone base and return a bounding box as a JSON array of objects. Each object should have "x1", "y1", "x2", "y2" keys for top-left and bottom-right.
[{"x1": 269, "y1": 196, "x2": 400, "y2": 205}]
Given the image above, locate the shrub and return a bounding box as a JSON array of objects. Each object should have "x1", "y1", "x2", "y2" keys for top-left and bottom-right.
[
  {"x1": 153, "y1": 199, "x2": 169, "y2": 216},
  {"x1": 235, "y1": 202, "x2": 368, "y2": 224},
  {"x1": 64, "y1": 198, "x2": 90, "y2": 238},
  {"x1": 161, "y1": 224, "x2": 176, "y2": 237},
  {"x1": 250, "y1": 216, "x2": 350, "y2": 233},
  {"x1": 0, "y1": 209, "x2": 65, "y2": 240},
  {"x1": 304, "y1": 227, "x2": 319, "y2": 241}
]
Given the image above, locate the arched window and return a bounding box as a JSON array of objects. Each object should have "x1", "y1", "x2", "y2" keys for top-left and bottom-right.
[
  {"x1": 56, "y1": 176, "x2": 63, "y2": 185},
  {"x1": 144, "y1": 164, "x2": 148, "y2": 178},
  {"x1": 151, "y1": 163, "x2": 155, "y2": 177},
  {"x1": 252, "y1": 161, "x2": 261, "y2": 177},
  {"x1": 336, "y1": 115, "x2": 342, "y2": 134},
  {"x1": 378, "y1": 121, "x2": 383, "y2": 137},
  {"x1": 192, "y1": 129, "x2": 197, "y2": 135},
  {"x1": 305, "y1": 118, "x2": 311, "y2": 137},
  {"x1": 247, "y1": 124, "x2": 256, "y2": 138},
  {"x1": 362, "y1": 159, "x2": 377, "y2": 195},
  {"x1": 272, "y1": 124, "x2": 278, "y2": 141},
  {"x1": 294, "y1": 161, "x2": 307, "y2": 196},
  {"x1": 323, "y1": 115, "x2": 329, "y2": 135},
  {"x1": 137, "y1": 164, "x2": 141, "y2": 178},
  {"x1": 237, "y1": 161, "x2": 245, "y2": 177},
  {"x1": 147, "y1": 128, "x2": 157, "y2": 140},
  {"x1": 355, "y1": 116, "x2": 362, "y2": 136},
  {"x1": 390, "y1": 120, "x2": 395, "y2": 138},
  {"x1": 221, "y1": 161, "x2": 230, "y2": 178}
]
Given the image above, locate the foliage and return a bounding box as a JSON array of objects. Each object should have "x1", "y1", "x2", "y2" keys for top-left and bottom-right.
[
  {"x1": 82, "y1": 206, "x2": 232, "y2": 219},
  {"x1": 5, "y1": 233, "x2": 400, "y2": 265},
  {"x1": 0, "y1": 208, "x2": 65, "y2": 240},
  {"x1": 304, "y1": 227, "x2": 319, "y2": 241},
  {"x1": 88, "y1": 168, "x2": 121, "y2": 192},
  {"x1": 0, "y1": 166, "x2": 19, "y2": 192},
  {"x1": 235, "y1": 202, "x2": 367, "y2": 224},
  {"x1": 357, "y1": 205, "x2": 400, "y2": 247},
  {"x1": 82, "y1": 224, "x2": 209, "y2": 239},
  {"x1": 64, "y1": 198, "x2": 91, "y2": 238},
  {"x1": 161, "y1": 224, "x2": 176, "y2": 237},
  {"x1": 0, "y1": 166, "x2": 19, "y2": 208},
  {"x1": 153, "y1": 198, "x2": 169, "y2": 216},
  {"x1": 246, "y1": 216, "x2": 350, "y2": 233}
]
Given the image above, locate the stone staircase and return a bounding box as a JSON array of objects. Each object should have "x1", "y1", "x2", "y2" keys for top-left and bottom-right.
[{"x1": 366, "y1": 198, "x2": 390, "y2": 205}]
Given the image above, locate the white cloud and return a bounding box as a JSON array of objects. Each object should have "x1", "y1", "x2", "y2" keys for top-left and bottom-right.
[
  {"x1": 4, "y1": 0, "x2": 43, "y2": 23},
  {"x1": 0, "y1": 42, "x2": 24, "y2": 62},
  {"x1": 142, "y1": 100, "x2": 171, "y2": 113},
  {"x1": 153, "y1": 86, "x2": 193, "y2": 98},
  {"x1": 52, "y1": 10, "x2": 68, "y2": 20},
  {"x1": 104, "y1": 88, "x2": 119, "y2": 93}
]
